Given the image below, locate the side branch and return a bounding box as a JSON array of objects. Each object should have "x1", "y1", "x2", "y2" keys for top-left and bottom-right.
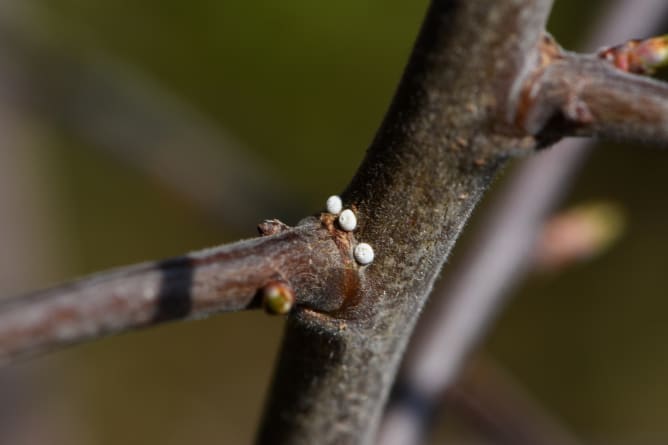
[
  {"x1": 520, "y1": 38, "x2": 668, "y2": 145},
  {"x1": 0, "y1": 218, "x2": 346, "y2": 365}
]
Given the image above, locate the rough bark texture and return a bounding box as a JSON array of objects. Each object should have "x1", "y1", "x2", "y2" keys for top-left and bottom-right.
[
  {"x1": 256, "y1": 1, "x2": 553, "y2": 443},
  {"x1": 378, "y1": 1, "x2": 668, "y2": 441}
]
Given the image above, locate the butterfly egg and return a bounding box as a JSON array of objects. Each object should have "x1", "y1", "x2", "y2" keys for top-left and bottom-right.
[
  {"x1": 326, "y1": 195, "x2": 343, "y2": 215},
  {"x1": 354, "y1": 243, "x2": 375, "y2": 265},
  {"x1": 338, "y1": 209, "x2": 357, "y2": 232},
  {"x1": 262, "y1": 281, "x2": 295, "y2": 315}
]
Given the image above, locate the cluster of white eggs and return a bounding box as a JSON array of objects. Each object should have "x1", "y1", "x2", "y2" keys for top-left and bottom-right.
[{"x1": 326, "y1": 195, "x2": 375, "y2": 266}]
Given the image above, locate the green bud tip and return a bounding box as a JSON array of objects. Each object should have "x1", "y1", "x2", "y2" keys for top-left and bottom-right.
[{"x1": 262, "y1": 281, "x2": 295, "y2": 315}]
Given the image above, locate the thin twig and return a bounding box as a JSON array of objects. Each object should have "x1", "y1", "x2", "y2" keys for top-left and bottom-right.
[
  {"x1": 0, "y1": 219, "x2": 346, "y2": 365},
  {"x1": 523, "y1": 48, "x2": 668, "y2": 144},
  {"x1": 378, "y1": 1, "x2": 668, "y2": 443}
]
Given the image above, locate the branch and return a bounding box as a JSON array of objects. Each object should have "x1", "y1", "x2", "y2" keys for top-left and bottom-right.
[
  {"x1": 257, "y1": 1, "x2": 554, "y2": 443},
  {"x1": 378, "y1": 1, "x2": 668, "y2": 443},
  {"x1": 0, "y1": 219, "x2": 348, "y2": 365},
  {"x1": 377, "y1": 202, "x2": 625, "y2": 445},
  {"x1": 376, "y1": 143, "x2": 587, "y2": 445},
  {"x1": 520, "y1": 37, "x2": 668, "y2": 145}
]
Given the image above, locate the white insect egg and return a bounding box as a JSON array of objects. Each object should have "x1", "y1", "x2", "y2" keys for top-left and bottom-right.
[
  {"x1": 326, "y1": 195, "x2": 343, "y2": 215},
  {"x1": 354, "y1": 243, "x2": 375, "y2": 265},
  {"x1": 338, "y1": 209, "x2": 357, "y2": 231}
]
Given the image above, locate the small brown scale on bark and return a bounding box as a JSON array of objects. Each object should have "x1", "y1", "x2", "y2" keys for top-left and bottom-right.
[{"x1": 257, "y1": 219, "x2": 291, "y2": 236}]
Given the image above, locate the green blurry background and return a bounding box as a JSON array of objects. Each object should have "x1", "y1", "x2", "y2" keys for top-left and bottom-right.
[{"x1": 2, "y1": 0, "x2": 668, "y2": 443}]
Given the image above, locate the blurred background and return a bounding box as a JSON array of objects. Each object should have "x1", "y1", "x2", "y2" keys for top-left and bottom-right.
[{"x1": 1, "y1": 0, "x2": 668, "y2": 443}]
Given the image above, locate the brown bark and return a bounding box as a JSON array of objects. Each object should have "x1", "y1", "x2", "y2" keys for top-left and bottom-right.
[
  {"x1": 257, "y1": 1, "x2": 553, "y2": 443},
  {"x1": 0, "y1": 220, "x2": 347, "y2": 365}
]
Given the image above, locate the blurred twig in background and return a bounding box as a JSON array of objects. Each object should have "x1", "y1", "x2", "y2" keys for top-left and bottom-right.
[
  {"x1": 0, "y1": 4, "x2": 304, "y2": 233},
  {"x1": 0, "y1": 106, "x2": 54, "y2": 445},
  {"x1": 533, "y1": 202, "x2": 625, "y2": 273},
  {"x1": 378, "y1": 1, "x2": 668, "y2": 444},
  {"x1": 446, "y1": 356, "x2": 582, "y2": 445},
  {"x1": 0, "y1": 3, "x2": 304, "y2": 442},
  {"x1": 0, "y1": 34, "x2": 65, "y2": 444},
  {"x1": 381, "y1": 201, "x2": 626, "y2": 445}
]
